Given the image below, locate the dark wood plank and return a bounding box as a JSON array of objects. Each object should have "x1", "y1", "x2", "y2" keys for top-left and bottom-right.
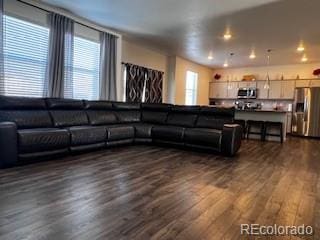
[{"x1": 0, "y1": 137, "x2": 319, "y2": 240}]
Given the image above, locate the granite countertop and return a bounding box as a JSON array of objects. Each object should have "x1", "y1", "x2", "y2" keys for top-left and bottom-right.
[{"x1": 235, "y1": 109, "x2": 289, "y2": 113}]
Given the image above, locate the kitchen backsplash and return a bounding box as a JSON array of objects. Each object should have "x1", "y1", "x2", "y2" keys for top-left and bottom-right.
[{"x1": 212, "y1": 99, "x2": 293, "y2": 112}]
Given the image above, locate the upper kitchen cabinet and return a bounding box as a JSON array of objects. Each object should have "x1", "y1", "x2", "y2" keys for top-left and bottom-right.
[
  {"x1": 267, "y1": 80, "x2": 295, "y2": 100},
  {"x1": 238, "y1": 81, "x2": 257, "y2": 88},
  {"x1": 268, "y1": 81, "x2": 282, "y2": 99},
  {"x1": 256, "y1": 81, "x2": 269, "y2": 99},
  {"x1": 209, "y1": 82, "x2": 228, "y2": 99},
  {"x1": 310, "y1": 80, "x2": 320, "y2": 87},
  {"x1": 295, "y1": 80, "x2": 310, "y2": 88},
  {"x1": 227, "y1": 82, "x2": 239, "y2": 99},
  {"x1": 281, "y1": 80, "x2": 295, "y2": 99}
]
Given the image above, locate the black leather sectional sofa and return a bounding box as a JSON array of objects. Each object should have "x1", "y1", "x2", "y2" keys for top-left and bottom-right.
[{"x1": 0, "y1": 95, "x2": 242, "y2": 168}]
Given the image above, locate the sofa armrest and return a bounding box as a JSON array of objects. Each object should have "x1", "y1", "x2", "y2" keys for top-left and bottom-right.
[
  {"x1": 0, "y1": 122, "x2": 18, "y2": 168},
  {"x1": 221, "y1": 124, "x2": 242, "y2": 156}
]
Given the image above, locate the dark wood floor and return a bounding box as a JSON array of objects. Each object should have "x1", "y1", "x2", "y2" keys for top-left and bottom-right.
[{"x1": 0, "y1": 137, "x2": 319, "y2": 240}]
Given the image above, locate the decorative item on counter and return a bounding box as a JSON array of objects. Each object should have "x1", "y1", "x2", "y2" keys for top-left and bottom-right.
[
  {"x1": 214, "y1": 73, "x2": 221, "y2": 80},
  {"x1": 242, "y1": 75, "x2": 256, "y2": 81},
  {"x1": 313, "y1": 69, "x2": 320, "y2": 78},
  {"x1": 296, "y1": 75, "x2": 300, "y2": 79},
  {"x1": 281, "y1": 74, "x2": 284, "y2": 80}
]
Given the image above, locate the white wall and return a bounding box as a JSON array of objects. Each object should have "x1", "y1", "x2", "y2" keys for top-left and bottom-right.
[{"x1": 173, "y1": 57, "x2": 214, "y2": 105}]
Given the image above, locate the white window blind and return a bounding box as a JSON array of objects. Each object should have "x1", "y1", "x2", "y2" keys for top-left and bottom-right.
[
  {"x1": 2, "y1": 15, "x2": 49, "y2": 97},
  {"x1": 185, "y1": 70, "x2": 198, "y2": 105},
  {"x1": 65, "y1": 36, "x2": 100, "y2": 100}
]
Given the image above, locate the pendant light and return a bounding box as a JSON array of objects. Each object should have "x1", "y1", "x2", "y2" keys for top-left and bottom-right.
[
  {"x1": 264, "y1": 49, "x2": 272, "y2": 89},
  {"x1": 227, "y1": 53, "x2": 234, "y2": 90}
]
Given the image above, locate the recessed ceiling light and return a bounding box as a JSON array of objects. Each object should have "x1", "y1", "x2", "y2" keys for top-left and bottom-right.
[
  {"x1": 208, "y1": 55, "x2": 213, "y2": 60},
  {"x1": 297, "y1": 42, "x2": 305, "y2": 52},
  {"x1": 249, "y1": 51, "x2": 256, "y2": 59},
  {"x1": 223, "y1": 62, "x2": 229, "y2": 67},
  {"x1": 223, "y1": 33, "x2": 232, "y2": 40},
  {"x1": 301, "y1": 54, "x2": 308, "y2": 62}
]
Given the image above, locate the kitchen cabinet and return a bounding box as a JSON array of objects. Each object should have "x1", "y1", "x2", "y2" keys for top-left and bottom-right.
[
  {"x1": 268, "y1": 81, "x2": 282, "y2": 99},
  {"x1": 227, "y1": 82, "x2": 239, "y2": 98},
  {"x1": 268, "y1": 80, "x2": 295, "y2": 99},
  {"x1": 281, "y1": 80, "x2": 295, "y2": 99},
  {"x1": 209, "y1": 82, "x2": 228, "y2": 99},
  {"x1": 256, "y1": 81, "x2": 269, "y2": 99},
  {"x1": 310, "y1": 80, "x2": 320, "y2": 87},
  {"x1": 295, "y1": 80, "x2": 310, "y2": 88},
  {"x1": 238, "y1": 81, "x2": 256, "y2": 88}
]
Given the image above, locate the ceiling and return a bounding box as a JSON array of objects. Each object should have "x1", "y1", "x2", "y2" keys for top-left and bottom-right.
[{"x1": 40, "y1": 0, "x2": 320, "y2": 68}]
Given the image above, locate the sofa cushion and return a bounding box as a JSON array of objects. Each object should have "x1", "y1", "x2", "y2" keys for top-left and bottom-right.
[
  {"x1": 67, "y1": 126, "x2": 107, "y2": 146},
  {"x1": 196, "y1": 107, "x2": 234, "y2": 130},
  {"x1": 106, "y1": 125, "x2": 135, "y2": 141},
  {"x1": 18, "y1": 128, "x2": 70, "y2": 153},
  {"x1": 49, "y1": 110, "x2": 89, "y2": 127},
  {"x1": 133, "y1": 123, "x2": 154, "y2": 139},
  {"x1": 142, "y1": 111, "x2": 168, "y2": 124},
  {"x1": 184, "y1": 128, "x2": 222, "y2": 150},
  {"x1": 112, "y1": 102, "x2": 140, "y2": 110},
  {"x1": 0, "y1": 110, "x2": 53, "y2": 129},
  {"x1": 86, "y1": 111, "x2": 118, "y2": 126},
  {"x1": 166, "y1": 113, "x2": 198, "y2": 128},
  {"x1": 113, "y1": 102, "x2": 141, "y2": 123},
  {"x1": 152, "y1": 125, "x2": 185, "y2": 142},
  {"x1": 196, "y1": 116, "x2": 233, "y2": 130},
  {"x1": 0, "y1": 96, "x2": 53, "y2": 129},
  {"x1": 46, "y1": 98, "x2": 84, "y2": 110},
  {"x1": 0, "y1": 95, "x2": 47, "y2": 110},
  {"x1": 84, "y1": 101, "x2": 113, "y2": 110}
]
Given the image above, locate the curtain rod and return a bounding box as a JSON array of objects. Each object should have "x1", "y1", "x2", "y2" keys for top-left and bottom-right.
[
  {"x1": 121, "y1": 62, "x2": 164, "y2": 74},
  {"x1": 16, "y1": 0, "x2": 119, "y2": 37}
]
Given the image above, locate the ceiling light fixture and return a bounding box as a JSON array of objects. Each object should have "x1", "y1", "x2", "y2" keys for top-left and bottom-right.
[
  {"x1": 249, "y1": 50, "x2": 256, "y2": 59},
  {"x1": 208, "y1": 54, "x2": 213, "y2": 60},
  {"x1": 223, "y1": 62, "x2": 229, "y2": 67},
  {"x1": 224, "y1": 33, "x2": 232, "y2": 40},
  {"x1": 223, "y1": 28, "x2": 232, "y2": 40},
  {"x1": 297, "y1": 42, "x2": 305, "y2": 52},
  {"x1": 301, "y1": 54, "x2": 308, "y2": 62}
]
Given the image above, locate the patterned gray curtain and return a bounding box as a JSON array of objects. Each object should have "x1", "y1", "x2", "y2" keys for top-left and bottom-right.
[
  {"x1": 125, "y1": 64, "x2": 145, "y2": 102},
  {"x1": 145, "y1": 69, "x2": 163, "y2": 103},
  {"x1": 0, "y1": 0, "x2": 4, "y2": 95},
  {"x1": 44, "y1": 13, "x2": 74, "y2": 98},
  {"x1": 99, "y1": 32, "x2": 117, "y2": 101}
]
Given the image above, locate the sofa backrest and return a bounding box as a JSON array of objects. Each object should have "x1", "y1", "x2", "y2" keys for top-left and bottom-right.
[
  {"x1": 112, "y1": 102, "x2": 141, "y2": 123},
  {"x1": 46, "y1": 98, "x2": 88, "y2": 127},
  {"x1": 196, "y1": 106, "x2": 234, "y2": 130},
  {"x1": 141, "y1": 103, "x2": 172, "y2": 124},
  {"x1": 166, "y1": 105, "x2": 200, "y2": 128},
  {"x1": 84, "y1": 101, "x2": 118, "y2": 126},
  {"x1": 0, "y1": 95, "x2": 53, "y2": 129}
]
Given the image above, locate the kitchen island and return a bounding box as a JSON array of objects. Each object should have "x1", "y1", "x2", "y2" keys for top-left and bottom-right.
[{"x1": 235, "y1": 109, "x2": 289, "y2": 141}]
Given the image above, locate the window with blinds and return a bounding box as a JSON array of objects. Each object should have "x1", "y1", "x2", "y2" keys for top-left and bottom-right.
[
  {"x1": 2, "y1": 15, "x2": 49, "y2": 97},
  {"x1": 64, "y1": 36, "x2": 100, "y2": 100}
]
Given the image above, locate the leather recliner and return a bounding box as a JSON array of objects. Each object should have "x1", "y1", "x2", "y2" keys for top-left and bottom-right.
[{"x1": 0, "y1": 95, "x2": 242, "y2": 168}]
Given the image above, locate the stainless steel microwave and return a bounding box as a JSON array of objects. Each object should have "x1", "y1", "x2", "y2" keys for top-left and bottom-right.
[{"x1": 237, "y1": 88, "x2": 257, "y2": 99}]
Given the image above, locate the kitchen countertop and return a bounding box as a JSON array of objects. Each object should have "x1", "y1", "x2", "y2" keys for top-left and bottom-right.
[{"x1": 235, "y1": 109, "x2": 289, "y2": 113}]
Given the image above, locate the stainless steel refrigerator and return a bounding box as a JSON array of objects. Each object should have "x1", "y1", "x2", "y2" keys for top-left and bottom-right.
[{"x1": 292, "y1": 87, "x2": 320, "y2": 137}]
